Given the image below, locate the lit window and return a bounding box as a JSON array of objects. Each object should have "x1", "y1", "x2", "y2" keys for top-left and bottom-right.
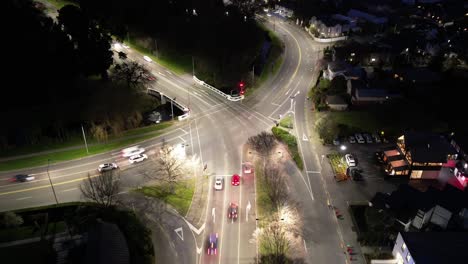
[
  {"x1": 406, "y1": 253, "x2": 412, "y2": 262},
  {"x1": 401, "y1": 243, "x2": 407, "y2": 252}
]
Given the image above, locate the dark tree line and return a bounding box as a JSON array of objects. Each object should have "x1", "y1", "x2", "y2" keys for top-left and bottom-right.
[
  {"x1": 77, "y1": 0, "x2": 268, "y2": 87},
  {"x1": 1, "y1": 0, "x2": 154, "y2": 150}
]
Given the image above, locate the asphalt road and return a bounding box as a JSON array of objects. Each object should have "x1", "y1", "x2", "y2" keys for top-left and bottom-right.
[{"x1": 0, "y1": 9, "x2": 357, "y2": 264}]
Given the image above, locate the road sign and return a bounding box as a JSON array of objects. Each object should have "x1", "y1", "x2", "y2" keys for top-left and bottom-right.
[{"x1": 174, "y1": 227, "x2": 184, "y2": 241}]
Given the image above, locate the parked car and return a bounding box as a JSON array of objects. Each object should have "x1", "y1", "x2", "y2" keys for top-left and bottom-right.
[
  {"x1": 207, "y1": 233, "x2": 218, "y2": 255},
  {"x1": 129, "y1": 154, "x2": 148, "y2": 164},
  {"x1": 348, "y1": 136, "x2": 356, "y2": 144},
  {"x1": 363, "y1": 133, "x2": 373, "y2": 143},
  {"x1": 13, "y1": 174, "x2": 35, "y2": 182},
  {"x1": 333, "y1": 138, "x2": 341, "y2": 146},
  {"x1": 214, "y1": 176, "x2": 224, "y2": 190},
  {"x1": 231, "y1": 174, "x2": 240, "y2": 186},
  {"x1": 354, "y1": 133, "x2": 365, "y2": 144},
  {"x1": 347, "y1": 167, "x2": 363, "y2": 181},
  {"x1": 98, "y1": 163, "x2": 118, "y2": 172},
  {"x1": 345, "y1": 154, "x2": 356, "y2": 167},
  {"x1": 372, "y1": 133, "x2": 382, "y2": 143},
  {"x1": 227, "y1": 202, "x2": 238, "y2": 220}
]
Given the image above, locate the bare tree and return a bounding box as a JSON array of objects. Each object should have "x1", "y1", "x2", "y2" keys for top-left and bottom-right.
[
  {"x1": 148, "y1": 141, "x2": 187, "y2": 193},
  {"x1": 264, "y1": 165, "x2": 288, "y2": 209},
  {"x1": 80, "y1": 170, "x2": 120, "y2": 208},
  {"x1": 112, "y1": 61, "x2": 151, "y2": 87},
  {"x1": 248, "y1": 131, "x2": 277, "y2": 157},
  {"x1": 259, "y1": 222, "x2": 291, "y2": 264},
  {"x1": 0, "y1": 211, "x2": 24, "y2": 228}
]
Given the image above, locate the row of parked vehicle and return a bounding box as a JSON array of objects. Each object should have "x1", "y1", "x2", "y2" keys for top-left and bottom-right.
[{"x1": 334, "y1": 133, "x2": 387, "y2": 145}]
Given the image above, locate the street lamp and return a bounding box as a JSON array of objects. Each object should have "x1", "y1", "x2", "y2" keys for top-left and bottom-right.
[
  {"x1": 47, "y1": 159, "x2": 59, "y2": 205},
  {"x1": 340, "y1": 145, "x2": 347, "y2": 151}
]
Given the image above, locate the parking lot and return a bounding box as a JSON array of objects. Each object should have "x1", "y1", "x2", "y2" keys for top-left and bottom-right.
[{"x1": 326, "y1": 141, "x2": 405, "y2": 202}]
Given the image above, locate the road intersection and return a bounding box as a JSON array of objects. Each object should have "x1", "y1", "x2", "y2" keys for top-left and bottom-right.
[{"x1": 0, "y1": 13, "x2": 360, "y2": 264}]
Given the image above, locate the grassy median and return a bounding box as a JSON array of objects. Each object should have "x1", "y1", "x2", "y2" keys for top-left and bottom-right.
[
  {"x1": 271, "y1": 127, "x2": 303, "y2": 170},
  {"x1": 136, "y1": 178, "x2": 195, "y2": 216}
]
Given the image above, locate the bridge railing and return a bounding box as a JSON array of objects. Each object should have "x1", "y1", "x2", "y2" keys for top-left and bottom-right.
[
  {"x1": 193, "y1": 76, "x2": 244, "y2": 102},
  {"x1": 147, "y1": 88, "x2": 190, "y2": 121}
]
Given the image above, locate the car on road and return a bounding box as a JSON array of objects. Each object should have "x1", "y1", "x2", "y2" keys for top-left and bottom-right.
[
  {"x1": 345, "y1": 154, "x2": 356, "y2": 167},
  {"x1": 354, "y1": 133, "x2": 365, "y2": 144},
  {"x1": 98, "y1": 163, "x2": 118, "y2": 172},
  {"x1": 231, "y1": 174, "x2": 240, "y2": 186},
  {"x1": 243, "y1": 163, "x2": 253, "y2": 174},
  {"x1": 214, "y1": 176, "x2": 224, "y2": 190},
  {"x1": 227, "y1": 202, "x2": 238, "y2": 220},
  {"x1": 129, "y1": 154, "x2": 148, "y2": 164},
  {"x1": 348, "y1": 136, "x2": 356, "y2": 144},
  {"x1": 143, "y1": 72, "x2": 156, "y2": 81},
  {"x1": 122, "y1": 147, "x2": 145, "y2": 157},
  {"x1": 13, "y1": 174, "x2": 35, "y2": 182},
  {"x1": 207, "y1": 233, "x2": 218, "y2": 255}
]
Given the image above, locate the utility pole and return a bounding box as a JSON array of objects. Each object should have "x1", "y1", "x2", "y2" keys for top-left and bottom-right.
[
  {"x1": 47, "y1": 159, "x2": 59, "y2": 205},
  {"x1": 81, "y1": 124, "x2": 89, "y2": 154},
  {"x1": 171, "y1": 99, "x2": 174, "y2": 120}
]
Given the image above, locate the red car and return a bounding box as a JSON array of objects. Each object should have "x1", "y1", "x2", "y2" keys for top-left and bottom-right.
[
  {"x1": 227, "y1": 202, "x2": 238, "y2": 220},
  {"x1": 231, "y1": 174, "x2": 240, "y2": 186}
]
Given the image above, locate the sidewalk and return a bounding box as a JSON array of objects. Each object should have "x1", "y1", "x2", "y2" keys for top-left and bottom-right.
[{"x1": 304, "y1": 100, "x2": 366, "y2": 263}]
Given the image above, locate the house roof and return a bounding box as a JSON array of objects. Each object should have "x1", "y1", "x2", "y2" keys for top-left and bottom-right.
[
  {"x1": 328, "y1": 61, "x2": 349, "y2": 72},
  {"x1": 404, "y1": 132, "x2": 456, "y2": 163},
  {"x1": 400, "y1": 232, "x2": 468, "y2": 263},
  {"x1": 390, "y1": 159, "x2": 408, "y2": 169},
  {"x1": 384, "y1": 149, "x2": 401, "y2": 157},
  {"x1": 326, "y1": 95, "x2": 347, "y2": 105}
]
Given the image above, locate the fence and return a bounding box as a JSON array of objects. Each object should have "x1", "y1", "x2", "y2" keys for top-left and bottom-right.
[{"x1": 193, "y1": 76, "x2": 244, "y2": 102}]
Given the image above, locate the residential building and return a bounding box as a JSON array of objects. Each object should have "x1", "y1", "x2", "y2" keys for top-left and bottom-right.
[
  {"x1": 325, "y1": 95, "x2": 348, "y2": 110},
  {"x1": 384, "y1": 132, "x2": 457, "y2": 178},
  {"x1": 392, "y1": 232, "x2": 468, "y2": 264},
  {"x1": 309, "y1": 16, "x2": 350, "y2": 38},
  {"x1": 411, "y1": 204, "x2": 452, "y2": 230},
  {"x1": 347, "y1": 79, "x2": 401, "y2": 105}
]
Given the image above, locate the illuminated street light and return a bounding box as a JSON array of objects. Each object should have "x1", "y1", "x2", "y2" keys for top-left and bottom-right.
[{"x1": 340, "y1": 145, "x2": 347, "y2": 151}]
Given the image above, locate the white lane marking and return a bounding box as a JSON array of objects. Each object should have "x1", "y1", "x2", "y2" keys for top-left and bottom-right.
[
  {"x1": 306, "y1": 171, "x2": 321, "y2": 174},
  {"x1": 246, "y1": 201, "x2": 251, "y2": 222},
  {"x1": 303, "y1": 239, "x2": 308, "y2": 253},
  {"x1": 196, "y1": 247, "x2": 202, "y2": 254},
  {"x1": 16, "y1": 196, "x2": 32, "y2": 200},
  {"x1": 178, "y1": 136, "x2": 186, "y2": 143},
  {"x1": 61, "y1": 188, "x2": 78, "y2": 193},
  {"x1": 179, "y1": 128, "x2": 188, "y2": 134},
  {"x1": 212, "y1": 207, "x2": 216, "y2": 223},
  {"x1": 303, "y1": 134, "x2": 309, "y2": 141},
  {"x1": 237, "y1": 146, "x2": 244, "y2": 264},
  {"x1": 285, "y1": 88, "x2": 291, "y2": 95},
  {"x1": 271, "y1": 102, "x2": 281, "y2": 106},
  {"x1": 195, "y1": 120, "x2": 204, "y2": 173},
  {"x1": 174, "y1": 227, "x2": 184, "y2": 241},
  {"x1": 166, "y1": 70, "x2": 172, "y2": 75},
  {"x1": 184, "y1": 220, "x2": 205, "y2": 235},
  {"x1": 117, "y1": 191, "x2": 129, "y2": 195},
  {"x1": 157, "y1": 71, "x2": 166, "y2": 76}
]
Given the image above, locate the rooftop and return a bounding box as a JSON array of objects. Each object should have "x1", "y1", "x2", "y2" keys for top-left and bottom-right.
[
  {"x1": 403, "y1": 132, "x2": 456, "y2": 163},
  {"x1": 400, "y1": 232, "x2": 468, "y2": 263}
]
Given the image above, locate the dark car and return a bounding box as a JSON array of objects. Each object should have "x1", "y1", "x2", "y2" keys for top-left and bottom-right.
[
  {"x1": 347, "y1": 167, "x2": 363, "y2": 181},
  {"x1": 227, "y1": 203, "x2": 238, "y2": 220},
  {"x1": 14, "y1": 174, "x2": 35, "y2": 182},
  {"x1": 207, "y1": 233, "x2": 218, "y2": 255}
]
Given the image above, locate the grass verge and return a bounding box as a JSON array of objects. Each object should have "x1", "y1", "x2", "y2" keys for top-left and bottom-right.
[
  {"x1": 136, "y1": 178, "x2": 195, "y2": 216},
  {"x1": 44, "y1": 0, "x2": 78, "y2": 9},
  {"x1": 254, "y1": 161, "x2": 275, "y2": 227},
  {"x1": 327, "y1": 153, "x2": 347, "y2": 181},
  {"x1": 279, "y1": 115, "x2": 293, "y2": 129},
  {"x1": 125, "y1": 38, "x2": 191, "y2": 75},
  {"x1": 0, "y1": 122, "x2": 172, "y2": 171},
  {"x1": 271, "y1": 127, "x2": 303, "y2": 170}
]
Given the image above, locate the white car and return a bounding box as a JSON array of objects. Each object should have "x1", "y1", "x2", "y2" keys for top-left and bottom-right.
[
  {"x1": 363, "y1": 133, "x2": 373, "y2": 143},
  {"x1": 345, "y1": 154, "x2": 356, "y2": 167},
  {"x1": 122, "y1": 147, "x2": 146, "y2": 157},
  {"x1": 354, "y1": 133, "x2": 365, "y2": 144},
  {"x1": 143, "y1": 55, "x2": 152, "y2": 62},
  {"x1": 372, "y1": 133, "x2": 382, "y2": 143},
  {"x1": 214, "y1": 176, "x2": 224, "y2": 190},
  {"x1": 129, "y1": 154, "x2": 148, "y2": 164},
  {"x1": 98, "y1": 163, "x2": 118, "y2": 172},
  {"x1": 348, "y1": 136, "x2": 356, "y2": 144}
]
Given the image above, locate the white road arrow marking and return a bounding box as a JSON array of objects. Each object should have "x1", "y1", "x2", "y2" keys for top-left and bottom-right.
[
  {"x1": 246, "y1": 201, "x2": 252, "y2": 222},
  {"x1": 174, "y1": 227, "x2": 184, "y2": 241},
  {"x1": 184, "y1": 220, "x2": 205, "y2": 235},
  {"x1": 196, "y1": 246, "x2": 202, "y2": 254},
  {"x1": 303, "y1": 134, "x2": 309, "y2": 141},
  {"x1": 212, "y1": 207, "x2": 216, "y2": 223}
]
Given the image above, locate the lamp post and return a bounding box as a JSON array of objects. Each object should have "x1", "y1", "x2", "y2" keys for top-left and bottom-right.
[
  {"x1": 81, "y1": 124, "x2": 89, "y2": 154},
  {"x1": 47, "y1": 159, "x2": 59, "y2": 205}
]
